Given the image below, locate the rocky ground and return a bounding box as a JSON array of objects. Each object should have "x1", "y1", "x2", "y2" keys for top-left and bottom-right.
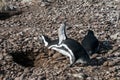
[{"x1": 0, "y1": 0, "x2": 120, "y2": 80}]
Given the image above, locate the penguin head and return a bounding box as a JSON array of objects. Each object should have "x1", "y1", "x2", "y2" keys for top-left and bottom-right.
[{"x1": 41, "y1": 35, "x2": 51, "y2": 47}]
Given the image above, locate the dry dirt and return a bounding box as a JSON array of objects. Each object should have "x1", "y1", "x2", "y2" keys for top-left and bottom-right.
[{"x1": 0, "y1": 0, "x2": 120, "y2": 80}]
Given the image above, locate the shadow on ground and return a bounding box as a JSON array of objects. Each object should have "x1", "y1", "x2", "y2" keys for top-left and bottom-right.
[
  {"x1": 88, "y1": 40, "x2": 113, "y2": 66},
  {"x1": 0, "y1": 11, "x2": 22, "y2": 20},
  {"x1": 9, "y1": 50, "x2": 35, "y2": 67},
  {"x1": 99, "y1": 40, "x2": 113, "y2": 54}
]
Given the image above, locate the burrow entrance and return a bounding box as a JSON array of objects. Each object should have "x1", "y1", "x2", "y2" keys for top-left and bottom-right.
[{"x1": 8, "y1": 48, "x2": 68, "y2": 68}]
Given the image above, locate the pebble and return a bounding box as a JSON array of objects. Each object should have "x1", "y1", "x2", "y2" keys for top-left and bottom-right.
[
  {"x1": 48, "y1": 49, "x2": 55, "y2": 57},
  {"x1": 4, "y1": 55, "x2": 13, "y2": 62},
  {"x1": 91, "y1": 53, "x2": 99, "y2": 58},
  {"x1": 52, "y1": 53, "x2": 63, "y2": 59},
  {"x1": 40, "y1": 2, "x2": 50, "y2": 7},
  {"x1": 110, "y1": 32, "x2": 119, "y2": 40},
  {"x1": 0, "y1": 53, "x2": 3, "y2": 60},
  {"x1": 86, "y1": 77, "x2": 92, "y2": 80},
  {"x1": 93, "y1": 76, "x2": 99, "y2": 80},
  {"x1": 47, "y1": 0, "x2": 55, "y2": 3},
  {"x1": 0, "y1": 60, "x2": 6, "y2": 65},
  {"x1": 114, "y1": 52, "x2": 120, "y2": 57},
  {"x1": 33, "y1": 37, "x2": 38, "y2": 40},
  {"x1": 21, "y1": 0, "x2": 33, "y2": 4},
  {"x1": 33, "y1": 49, "x2": 39, "y2": 53},
  {"x1": 71, "y1": 73, "x2": 87, "y2": 79},
  {"x1": 14, "y1": 77, "x2": 20, "y2": 80},
  {"x1": 103, "y1": 61, "x2": 109, "y2": 66},
  {"x1": 0, "y1": 39, "x2": 2, "y2": 43},
  {"x1": 103, "y1": 61, "x2": 116, "y2": 67}
]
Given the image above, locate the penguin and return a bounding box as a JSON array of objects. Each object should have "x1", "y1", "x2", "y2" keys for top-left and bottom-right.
[
  {"x1": 41, "y1": 23, "x2": 90, "y2": 66},
  {"x1": 48, "y1": 38, "x2": 90, "y2": 66},
  {"x1": 81, "y1": 30, "x2": 99, "y2": 55}
]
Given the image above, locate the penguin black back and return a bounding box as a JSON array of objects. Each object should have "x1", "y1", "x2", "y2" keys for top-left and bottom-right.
[
  {"x1": 62, "y1": 38, "x2": 90, "y2": 63},
  {"x1": 81, "y1": 30, "x2": 99, "y2": 55}
]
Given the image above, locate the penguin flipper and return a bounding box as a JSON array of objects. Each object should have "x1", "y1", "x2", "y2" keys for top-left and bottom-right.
[{"x1": 58, "y1": 22, "x2": 67, "y2": 44}]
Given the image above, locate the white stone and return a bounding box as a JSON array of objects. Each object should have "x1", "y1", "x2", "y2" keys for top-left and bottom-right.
[
  {"x1": 0, "y1": 53, "x2": 3, "y2": 60},
  {"x1": 21, "y1": 0, "x2": 33, "y2": 4},
  {"x1": 72, "y1": 73, "x2": 86, "y2": 79},
  {"x1": 110, "y1": 32, "x2": 120, "y2": 40}
]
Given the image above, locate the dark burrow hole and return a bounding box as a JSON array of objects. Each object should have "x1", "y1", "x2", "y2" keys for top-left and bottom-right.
[
  {"x1": 0, "y1": 11, "x2": 22, "y2": 20},
  {"x1": 9, "y1": 50, "x2": 36, "y2": 67},
  {"x1": 8, "y1": 46, "x2": 49, "y2": 67}
]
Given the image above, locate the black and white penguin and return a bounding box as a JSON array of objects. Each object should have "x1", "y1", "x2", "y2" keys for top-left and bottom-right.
[
  {"x1": 41, "y1": 23, "x2": 90, "y2": 66},
  {"x1": 81, "y1": 30, "x2": 99, "y2": 55}
]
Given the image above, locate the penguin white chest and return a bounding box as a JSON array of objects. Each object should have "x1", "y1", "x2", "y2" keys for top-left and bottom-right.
[{"x1": 51, "y1": 47, "x2": 70, "y2": 57}]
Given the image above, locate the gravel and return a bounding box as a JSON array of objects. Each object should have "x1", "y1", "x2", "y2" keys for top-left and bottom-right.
[{"x1": 0, "y1": 0, "x2": 120, "y2": 80}]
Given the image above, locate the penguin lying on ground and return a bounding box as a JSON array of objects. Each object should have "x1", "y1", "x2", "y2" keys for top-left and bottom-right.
[
  {"x1": 41, "y1": 23, "x2": 90, "y2": 66},
  {"x1": 81, "y1": 30, "x2": 99, "y2": 55}
]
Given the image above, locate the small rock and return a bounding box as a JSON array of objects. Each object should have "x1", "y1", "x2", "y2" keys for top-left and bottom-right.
[
  {"x1": 24, "y1": 38, "x2": 30, "y2": 42},
  {"x1": 93, "y1": 76, "x2": 99, "y2": 80},
  {"x1": 21, "y1": 0, "x2": 33, "y2": 4},
  {"x1": 114, "y1": 52, "x2": 120, "y2": 57},
  {"x1": 0, "y1": 39, "x2": 2, "y2": 43},
  {"x1": 14, "y1": 77, "x2": 20, "y2": 80},
  {"x1": 0, "y1": 0, "x2": 6, "y2": 11},
  {"x1": 115, "y1": 0, "x2": 120, "y2": 2},
  {"x1": 109, "y1": 78, "x2": 117, "y2": 80},
  {"x1": 4, "y1": 55, "x2": 13, "y2": 62},
  {"x1": 48, "y1": 50, "x2": 55, "y2": 57},
  {"x1": 0, "y1": 60, "x2": 6, "y2": 65},
  {"x1": 103, "y1": 61, "x2": 115, "y2": 67},
  {"x1": 110, "y1": 32, "x2": 119, "y2": 40},
  {"x1": 108, "y1": 61, "x2": 115, "y2": 66},
  {"x1": 23, "y1": 28, "x2": 31, "y2": 32},
  {"x1": 0, "y1": 53, "x2": 3, "y2": 60},
  {"x1": 41, "y1": 2, "x2": 50, "y2": 7},
  {"x1": 72, "y1": 73, "x2": 87, "y2": 79},
  {"x1": 35, "y1": 54, "x2": 41, "y2": 61},
  {"x1": 24, "y1": 68, "x2": 30, "y2": 73},
  {"x1": 52, "y1": 53, "x2": 63, "y2": 59},
  {"x1": 91, "y1": 53, "x2": 98, "y2": 58},
  {"x1": 33, "y1": 49, "x2": 39, "y2": 53},
  {"x1": 103, "y1": 61, "x2": 109, "y2": 66},
  {"x1": 86, "y1": 77, "x2": 92, "y2": 80},
  {"x1": 47, "y1": 0, "x2": 55, "y2": 3},
  {"x1": 33, "y1": 37, "x2": 38, "y2": 40}
]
